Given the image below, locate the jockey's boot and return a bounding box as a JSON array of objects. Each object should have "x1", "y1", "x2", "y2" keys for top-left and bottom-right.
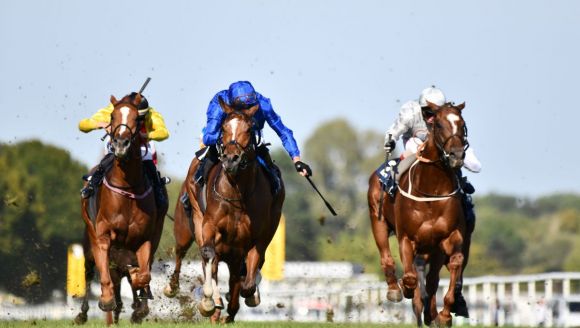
[
  {"x1": 195, "y1": 146, "x2": 219, "y2": 187},
  {"x1": 143, "y1": 160, "x2": 168, "y2": 208},
  {"x1": 451, "y1": 279, "x2": 470, "y2": 318},
  {"x1": 257, "y1": 145, "x2": 281, "y2": 195},
  {"x1": 80, "y1": 153, "x2": 114, "y2": 198}
]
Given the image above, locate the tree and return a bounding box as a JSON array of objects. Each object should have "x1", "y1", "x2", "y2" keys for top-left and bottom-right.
[{"x1": 0, "y1": 140, "x2": 87, "y2": 303}]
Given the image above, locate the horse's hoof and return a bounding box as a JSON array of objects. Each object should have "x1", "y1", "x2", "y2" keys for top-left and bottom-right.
[
  {"x1": 221, "y1": 315, "x2": 235, "y2": 324},
  {"x1": 98, "y1": 298, "x2": 117, "y2": 312},
  {"x1": 433, "y1": 313, "x2": 452, "y2": 327},
  {"x1": 451, "y1": 293, "x2": 470, "y2": 318},
  {"x1": 400, "y1": 277, "x2": 417, "y2": 299},
  {"x1": 387, "y1": 289, "x2": 403, "y2": 303},
  {"x1": 163, "y1": 284, "x2": 178, "y2": 298},
  {"x1": 73, "y1": 313, "x2": 87, "y2": 325},
  {"x1": 215, "y1": 297, "x2": 224, "y2": 309},
  {"x1": 197, "y1": 298, "x2": 216, "y2": 317},
  {"x1": 240, "y1": 285, "x2": 256, "y2": 299},
  {"x1": 244, "y1": 288, "x2": 261, "y2": 307}
]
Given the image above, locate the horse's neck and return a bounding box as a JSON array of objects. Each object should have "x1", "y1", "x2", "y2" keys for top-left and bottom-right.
[
  {"x1": 108, "y1": 151, "x2": 144, "y2": 188},
  {"x1": 219, "y1": 162, "x2": 258, "y2": 198},
  {"x1": 414, "y1": 140, "x2": 457, "y2": 192}
]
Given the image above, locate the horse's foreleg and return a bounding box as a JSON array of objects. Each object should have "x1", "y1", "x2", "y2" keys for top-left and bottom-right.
[
  {"x1": 222, "y1": 262, "x2": 242, "y2": 323},
  {"x1": 437, "y1": 231, "x2": 465, "y2": 326},
  {"x1": 197, "y1": 257, "x2": 217, "y2": 317},
  {"x1": 241, "y1": 247, "x2": 262, "y2": 299},
  {"x1": 370, "y1": 217, "x2": 401, "y2": 302},
  {"x1": 398, "y1": 236, "x2": 418, "y2": 299},
  {"x1": 91, "y1": 229, "x2": 116, "y2": 311},
  {"x1": 132, "y1": 241, "x2": 152, "y2": 292}
]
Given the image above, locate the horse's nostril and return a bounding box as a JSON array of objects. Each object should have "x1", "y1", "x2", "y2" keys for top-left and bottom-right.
[
  {"x1": 123, "y1": 139, "x2": 130, "y2": 147},
  {"x1": 232, "y1": 155, "x2": 239, "y2": 162}
]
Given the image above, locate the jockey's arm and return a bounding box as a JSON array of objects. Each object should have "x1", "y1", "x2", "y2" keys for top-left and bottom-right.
[
  {"x1": 202, "y1": 91, "x2": 228, "y2": 147},
  {"x1": 385, "y1": 101, "x2": 415, "y2": 144},
  {"x1": 78, "y1": 103, "x2": 113, "y2": 133},
  {"x1": 145, "y1": 108, "x2": 169, "y2": 141},
  {"x1": 259, "y1": 95, "x2": 300, "y2": 159}
]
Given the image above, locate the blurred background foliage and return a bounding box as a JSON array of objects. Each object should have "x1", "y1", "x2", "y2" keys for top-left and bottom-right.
[{"x1": 2, "y1": 119, "x2": 580, "y2": 303}]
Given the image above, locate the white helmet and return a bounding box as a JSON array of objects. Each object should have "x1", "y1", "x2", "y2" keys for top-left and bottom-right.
[{"x1": 419, "y1": 86, "x2": 446, "y2": 107}]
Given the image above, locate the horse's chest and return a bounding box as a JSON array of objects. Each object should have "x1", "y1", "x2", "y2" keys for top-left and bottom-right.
[
  {"x1": 414, "y1": 216, "x2": 455, "y2": 244},
  {"x1": 217, "y1": 213, "x2": 252, "y2": 245}
]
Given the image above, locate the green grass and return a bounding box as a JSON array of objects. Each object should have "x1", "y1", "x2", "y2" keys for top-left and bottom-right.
[{"x1": 0, "y1": 320, "x2": 412, "y2": 328}]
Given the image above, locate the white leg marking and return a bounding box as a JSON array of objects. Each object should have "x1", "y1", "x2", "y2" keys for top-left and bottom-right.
[{"x1": 447, "y1": 113, "x2": 460, "y2": 135}]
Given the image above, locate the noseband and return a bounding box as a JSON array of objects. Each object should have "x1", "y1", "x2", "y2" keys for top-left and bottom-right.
[{"x1": 218, "y1": 138, "x2": 256, "y2": 170}]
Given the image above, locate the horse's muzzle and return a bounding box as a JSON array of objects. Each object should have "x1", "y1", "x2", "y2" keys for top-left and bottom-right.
[
  {"x1": 111, "y1": 137, "x2": 131, "y2": 158},
  {"x1": 448, "y1": 150, "x2": 465, "y2": 169},
  {"x1": 222, "y1": 154, "x2": 242, "y2": 174}
]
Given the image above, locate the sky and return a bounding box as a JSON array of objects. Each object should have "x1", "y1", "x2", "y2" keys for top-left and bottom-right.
[{"x1": 1, "y1": 0, "x2": 579, "y2": 198}]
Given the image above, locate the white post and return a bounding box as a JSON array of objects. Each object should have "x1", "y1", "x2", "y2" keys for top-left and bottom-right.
[
  {"x1": 512, "y1": 282, "x2": 520, "y2": 326},
  {"x1": 497, "y1": 283, "x2": 506, "y2": 327},
  {"x1": 563, "y1": 279, "x2": 571, "y2": 298},
  {"x1": 483, "y1": 282, "x2": 492, "y2": 326}
]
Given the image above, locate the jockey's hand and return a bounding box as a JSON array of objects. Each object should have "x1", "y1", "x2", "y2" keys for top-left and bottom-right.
[
  {"x1": 293, "y1": 159, "x2": 312, "y2": 177},
  {"x1": 384, "y1": 139, "x2": 396, "y2": 152}
]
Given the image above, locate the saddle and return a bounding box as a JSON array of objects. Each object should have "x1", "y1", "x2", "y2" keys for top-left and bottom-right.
[{"x1": 375, "y1": 154, "x2": 417, "y2": 194}]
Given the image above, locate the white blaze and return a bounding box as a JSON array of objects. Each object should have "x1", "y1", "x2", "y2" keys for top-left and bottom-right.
[
  {"x1": 447, "y1": 113, "x2": 460, "y2": 135},
  {"x1": 229, "y1": 117, "x2": 241, "y2": 142},
  {"x1": 119, "y1": 106, "x2": 130, "y2": 134}
]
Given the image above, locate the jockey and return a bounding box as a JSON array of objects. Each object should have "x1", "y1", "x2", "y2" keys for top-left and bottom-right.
[
  {"x1": 195, "y1": 81, "x2": 311, "y2": 193},
  {"x1": 78, "y1": 92, "x2": 170, "y2": 207},
  {"x1": 384, "y1": 86, "x2": 481, "y2": 317}
]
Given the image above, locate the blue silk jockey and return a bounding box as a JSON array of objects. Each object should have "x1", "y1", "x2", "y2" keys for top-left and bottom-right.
[
  {"x1": 195, "y1": 81, "x2": 312, "y2": 193},
  {"x1": 384, "y1": 86, "x2": 481, "y2": 318}
]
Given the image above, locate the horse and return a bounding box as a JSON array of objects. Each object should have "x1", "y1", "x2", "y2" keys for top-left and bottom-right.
[
  {"x1": 73, "y1": 230, "x2": 150, "y2": 325},
  {"x1": 164, "y1": 97, "x2": 284, "y2": 323},
  {"x1": 368, "y1": 101, "x2": 469, "y2": 327},
  {"x1": 80, "y1": 94, "x2": 167, "y2": 319}
]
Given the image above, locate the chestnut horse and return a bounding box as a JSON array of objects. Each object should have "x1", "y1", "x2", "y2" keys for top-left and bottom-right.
[
  {"x1": 368, "y1": 101, "x2": 468, "y2": 327},
  {"x1": 80, "y1": 94, "x2": 167, "y2": 317},
  {"x1": 164, "y1": 97, "x2": 284, "y2": 323}
]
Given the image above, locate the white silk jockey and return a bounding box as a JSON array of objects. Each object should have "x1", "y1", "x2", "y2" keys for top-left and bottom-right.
[
  {"x1": 384, "y1": 86, "x2": 479, "y2": 318},
  {"x1": 385, "y1": 86, "x2": 481, "y2": 173}
]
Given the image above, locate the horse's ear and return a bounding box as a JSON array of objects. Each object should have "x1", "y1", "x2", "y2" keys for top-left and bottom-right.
[
  {"x1": 218, "y1": 96, "x2": 234, "y2": 114},
  {"x1": 132, "y1": 93, "x2": 142, "y2": 108},
  {"x1": 456, "y1": 102, "x2": 466, "y2": 111},
  {"x1": 245, "y1": 104, "x2": 259, "y2": 117},
  {"x1": 110, "y1": 95, "x2": 118, "y2": 105}
]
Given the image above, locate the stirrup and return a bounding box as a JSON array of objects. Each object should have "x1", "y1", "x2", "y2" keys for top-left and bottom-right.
[{"x1": 80, "y1": 186, "x2": 94, "y2": 199}]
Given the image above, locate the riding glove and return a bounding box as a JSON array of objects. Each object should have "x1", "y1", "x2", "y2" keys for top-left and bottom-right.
[
  {"x1": 384, "y1": 139, "x2": 396, "y2": 152},
  {"x1": 294, "y1": 161, "x2": 312, "y2": 177}
]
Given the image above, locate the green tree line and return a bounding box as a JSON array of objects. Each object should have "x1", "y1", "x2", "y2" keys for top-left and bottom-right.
[{"x1": 2, "y1": 120, "x2": 580, "y2": 303}]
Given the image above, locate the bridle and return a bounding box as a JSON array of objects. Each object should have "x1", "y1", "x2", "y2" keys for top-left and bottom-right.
[
  {"x1": 217, "y1": 115, "x2": 257, "y2": 171},
  {"x1": 433, "y1": 123, "x2": 470, "y2": 164}
]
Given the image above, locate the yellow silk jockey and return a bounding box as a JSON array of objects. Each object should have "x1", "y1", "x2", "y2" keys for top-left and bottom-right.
[{"x1": 78, "y1": 92, "x2": 170, "y2": 206}]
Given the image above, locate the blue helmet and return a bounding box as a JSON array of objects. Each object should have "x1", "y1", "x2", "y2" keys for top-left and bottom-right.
[{"x1": 228, "y1": 81, "x2": 258, "y2": 109}]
